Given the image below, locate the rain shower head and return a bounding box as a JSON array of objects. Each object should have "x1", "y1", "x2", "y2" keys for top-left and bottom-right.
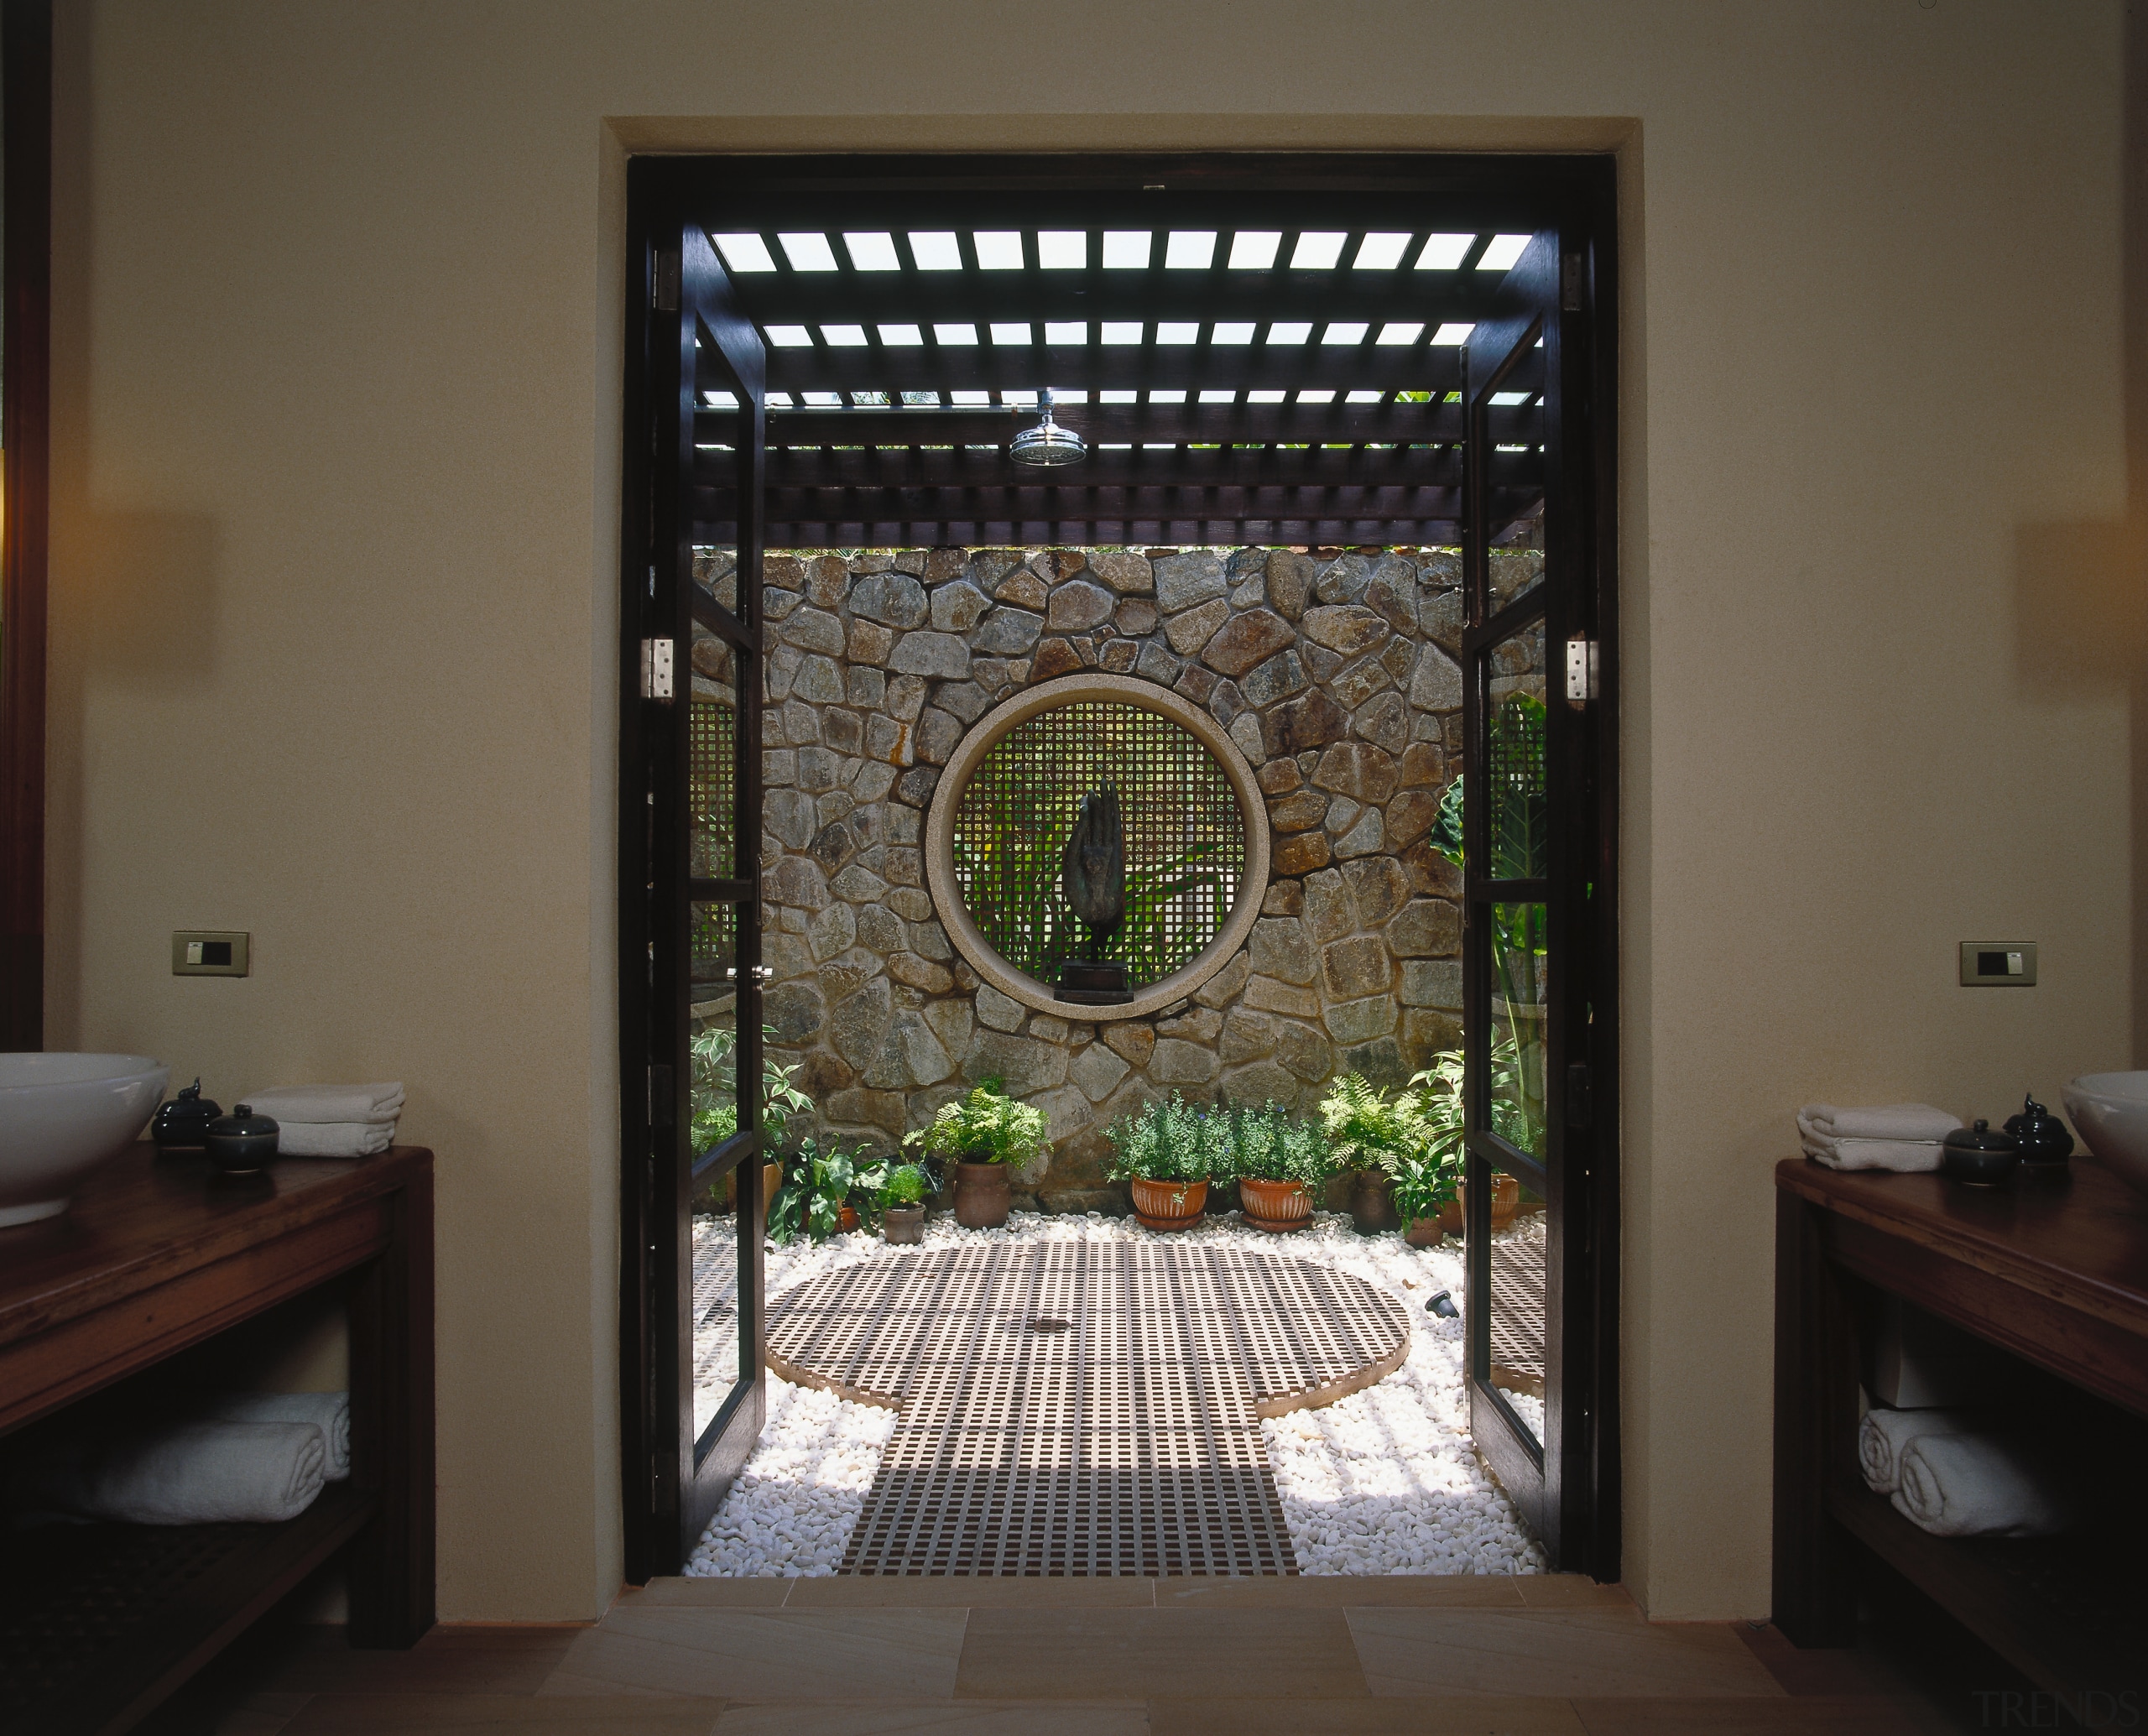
[{"x1": 1009, "y1": 388, "x2": 1087, "y2": 467}]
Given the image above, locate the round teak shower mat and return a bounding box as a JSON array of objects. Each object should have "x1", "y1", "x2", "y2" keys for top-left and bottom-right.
[{"x1": 764, "y1": 1241, "x2": 1410, "y2": 1576}]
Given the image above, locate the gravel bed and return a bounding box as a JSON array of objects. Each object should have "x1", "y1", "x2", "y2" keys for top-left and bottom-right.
[{"x1": 686, "y1": 1208, "x2": 1547, "y2": 1578}]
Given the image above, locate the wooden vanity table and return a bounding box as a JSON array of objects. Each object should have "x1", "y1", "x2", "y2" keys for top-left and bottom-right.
[
  {"x1": 0, "y1": 1143, "x2": 434, "y2": 1734},
  {"x1": 1773, "y1": 1155, "x2": 2148, "y2": 1706}
]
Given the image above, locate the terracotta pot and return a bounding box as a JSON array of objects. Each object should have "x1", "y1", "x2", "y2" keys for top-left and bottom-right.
[
  {"x1": 1403, "y1": 1216, "x2": 1445, "y2": 1249},
  {"x1": 1437, "y1": 1197, "x2": 1463, "y2": 1237},
  {"x1": 882, "y1": 1204, "x2": 925, "y2": 1244},
  {"x1": 1448, "y1": 1173, "x2": 1521, "y2": 1233},
  {"x1": 1129, "y1": 1176, "x2": 1207, "y2": 1233},
  {"x1": 761, "y1": 1162, "x2": 784, "y2": 1227},
  {"x1": 952, "y1": 1160, "x2": 1011, "y2": 1229},
  {"x1": 1349, "y1": 1171, "x2": 1399, "y2": 1233},
  {"x1": 1238, "y1": 1176, "x2": 1313, "y2": 1233},
  {"x1": 837, "y1": 1204, "x2": 859, "y2": 1234}
]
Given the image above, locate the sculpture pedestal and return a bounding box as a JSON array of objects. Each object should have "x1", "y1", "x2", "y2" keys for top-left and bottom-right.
[{"x1": 1056, "y1": 961, "x2": 1132, "y2": 1005}]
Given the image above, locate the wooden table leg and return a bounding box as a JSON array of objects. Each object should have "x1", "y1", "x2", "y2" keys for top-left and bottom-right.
[
  {"x1": 1773, "y1": 1187, "x2": 1859, "y2": 1645},
  {"x1": 346, "y1": 1164, "x2": 435, "y2": 1647}
]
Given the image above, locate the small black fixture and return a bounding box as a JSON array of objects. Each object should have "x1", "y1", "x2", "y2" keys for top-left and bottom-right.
[{"x1": 152, "y1": 1079, "x2": 221, "y2": 1153}]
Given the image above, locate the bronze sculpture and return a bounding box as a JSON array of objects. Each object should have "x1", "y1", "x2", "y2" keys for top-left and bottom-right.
[{"x1": 1061, "y1": 784, "x2": 1125, "y2": 959}]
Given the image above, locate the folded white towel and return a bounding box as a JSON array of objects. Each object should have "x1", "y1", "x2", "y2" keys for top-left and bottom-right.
[
  {"x1": 1891, "y1": 1431, "x2": 2074, "y2": 1537},
  {"x1": 200, "y1": 1392, "x2": 349, "y2": 1481},
  {"x1": 243, "y1": 1083, "x2": 404, "y2": 1126},
  {"x1": 21, "y1": 1420, "x2": 326, "y2": 1525},
  {"x1": 1799, "y1": 1103, "x2": 1961, "y2": 1142},
  {"x1": 1858, "y1": 1405, "x2": 1981, "y2": 1493},
  {"x1": 274, "y1": 1121, "x2": 394, "y2": 1159},
  {"x1": 1800, "y1": 1134, "x2": 1947, "y2": 1173}
]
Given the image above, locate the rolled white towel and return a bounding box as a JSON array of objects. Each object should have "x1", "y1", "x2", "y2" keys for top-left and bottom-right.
[
  {"x1": 21, "y1": 1420, "x2": 327, "y2": 1525},
  {"x1": 274, "y1": 1121, "x2": 394, "y2": 1159},
  {"x1": 243, "y1": 1083, "x2": 404, "y2": 1126},
  {"x1": 1800, "y1": 1103, "x2": 1961, "y2": 1142},
  {"x1": 1891, "y1": 1432, "x2": 2075, "y2": 1537},
  {"x1": 1858, "y1": 1406, "x2": 1980, "y2": 1493},
  {"x1": 200, "y1": 1392, "x2": 349, "y2": 1481}
]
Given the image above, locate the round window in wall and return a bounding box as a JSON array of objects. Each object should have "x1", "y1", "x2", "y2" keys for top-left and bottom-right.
[{"x1": 926, "y1": 675, "x2": 1270, "y2": 1019}]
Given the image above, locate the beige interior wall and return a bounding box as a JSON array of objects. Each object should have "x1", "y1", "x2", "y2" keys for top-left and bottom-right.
[{"x1": 44, "y1": 1, "x2": 2131, "y2": 1621}]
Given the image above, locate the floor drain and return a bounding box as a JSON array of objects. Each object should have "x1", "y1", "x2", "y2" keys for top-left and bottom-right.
[{"x1": 1028, "y1": 1316, "x2": 1072, "y2": 1333}]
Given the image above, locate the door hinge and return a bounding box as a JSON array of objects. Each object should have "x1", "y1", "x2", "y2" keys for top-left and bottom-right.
[
  {"x1": 1567, "y1": 1062, "x2": 1593, "y2": 1129},
  {"x1": 1561, "y1": 251, "x2": 1584, "y2": 312},
  {"x1": 1564, "y1": 635, "x2": 1598, "y2": 706},
  {"x1": 649, "y1": 1063, "x2": 673, "y2": 1128},
  {"x1": 641, "y1": 637, "x2": 675, "y2": 701},
  {"x1": 653, "y1": 249, "x2": 680, "y2": 311}
]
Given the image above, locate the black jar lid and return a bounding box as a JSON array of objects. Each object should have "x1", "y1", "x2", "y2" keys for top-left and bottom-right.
[
  {"x1": 207, "y1": 1103, "x2": 279, "y2": 1140},
  {"x1": 2003, "y1": 1093, "x2": 2073, "y2": 1160},
  {"x1": 1944, "y1": 1118, "x2": 2018, "y2": 1155}
]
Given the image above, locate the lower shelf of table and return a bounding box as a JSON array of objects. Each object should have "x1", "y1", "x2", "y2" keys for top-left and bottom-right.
[
  {"x1": 0, "y1": 1481, "x2": 378, "y2": 1736},
  {"x1": 1827, "y1": 1480, "x2": 2147, "y2": 1702}
]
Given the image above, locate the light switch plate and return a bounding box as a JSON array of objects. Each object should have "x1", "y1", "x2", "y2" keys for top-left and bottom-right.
[
  {"x1": 173, "y1": 931, "x2": 250, "y2": 977},
  {"x1": 1959, "y1": 941, "x2": 2036, "y2": 987}
]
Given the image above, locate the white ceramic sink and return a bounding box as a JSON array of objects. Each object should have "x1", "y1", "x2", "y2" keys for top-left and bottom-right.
[
  {"x1": 2062, "y1": 1071, "x2": 2148, "y2": 1202},
  {"x1": 0, "y1": 1053, "x2": 169, "y2": 1227}
]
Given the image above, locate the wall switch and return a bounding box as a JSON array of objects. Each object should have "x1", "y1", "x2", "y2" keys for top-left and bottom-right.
[
  {"x1": 1959, "y1": 941, "x2": 2036, "y2": 987},
  {"x1": 173, "y1": 931, "x2": 250, "y2": 977}
]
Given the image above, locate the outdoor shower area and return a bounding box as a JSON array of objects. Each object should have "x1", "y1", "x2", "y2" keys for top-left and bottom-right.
[{"x1": 622, "y1": 156, "x2": 1616, "y2": 1587}]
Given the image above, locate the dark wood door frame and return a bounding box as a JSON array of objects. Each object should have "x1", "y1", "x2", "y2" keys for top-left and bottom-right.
[
  {"x1": 617, "y1": 147, "x2": 1622, "y2": 1583},
  {"x1": 3, "y1": 0, "x2": 53, "y2": 1052}
]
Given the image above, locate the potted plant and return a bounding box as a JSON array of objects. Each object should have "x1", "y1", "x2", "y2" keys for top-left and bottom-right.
[
  {"x1": 1318, "y1": 1072, "x2": 1439, "y2": 1233},
  {"x1": 690, "y1": 1021, "x2": 811, "y2": 1228},
  {"x1": 1228, "y1": 1101, "x2": 1331, "y2": 1233},
  {"x1": 1415, "y1": 1048, "x2": 1520, "y2": 1236},
  {"x1": 1104, "y1": 1094, "x2": 1221, "y2": 1231},
  {"x1": 903, "y1": 1077, "x2": 1046, "y2": 1229},
  {"x1": 768, "y1": 1137, "x2": 873, "y2": 1243},
  {"x1": 877, "y1": 1162, "x2": 931, "y2": 1244}
]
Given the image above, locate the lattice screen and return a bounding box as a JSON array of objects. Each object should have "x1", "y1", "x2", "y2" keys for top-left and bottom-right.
[
  {"x1": 951, "y1": 701, "x2": 1243, "y2": 990},
  {"x1": 690, "y1": 697, "x2": 736, "y2": 990}
]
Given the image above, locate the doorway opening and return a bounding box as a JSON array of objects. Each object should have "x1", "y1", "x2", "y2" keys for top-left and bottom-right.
[{"x1": 621, "y1": 154, "x2": 1619, "y2": 1585}]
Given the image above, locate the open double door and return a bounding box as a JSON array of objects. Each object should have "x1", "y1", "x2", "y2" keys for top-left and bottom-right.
[{"x1": 618, "y1": 159, "x2": 1619, "y2": 1582}]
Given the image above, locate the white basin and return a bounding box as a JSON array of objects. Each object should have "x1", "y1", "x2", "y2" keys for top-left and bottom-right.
[
  {"x1": 0, "y1": 1053, "x2": 169, "y2": 1228},
  {"x1": 2061, "y1": 1071, "x2": 2148, "y2": 1202}
]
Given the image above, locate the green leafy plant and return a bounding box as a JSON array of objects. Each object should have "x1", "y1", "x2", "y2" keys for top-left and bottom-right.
[
  {"x1": 1223, "y1": 1100, "x2": 1332, "y2": 1186},
  {"x1": 903, "y1": 1078, "x2": 1048, "y2": 1167},
  {"x1": 1104, "y1": 1093, "x2": 1217, "y2": 1183},
  {"x1": 1318, "y1": 1072, "x2": 1434, "y2": 1173},
  {"x1": 1411, "y1": 1038, "x2": 1534, "y2": 1178},
  {"x1": 690, "y1": 1024, "x2": 812, "y2": 1157},
  {"x1": 877, "y1": 1163, "x2": 931, "y2": 1209},
  {"x1": 769, "y1": 1137, "x2": 877, "y2": 1244}
]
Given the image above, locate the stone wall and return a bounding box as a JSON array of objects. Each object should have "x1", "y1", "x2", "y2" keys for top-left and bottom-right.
[{"x1": 706, "y1": 542, "x2": 1540, "y2": 1212}]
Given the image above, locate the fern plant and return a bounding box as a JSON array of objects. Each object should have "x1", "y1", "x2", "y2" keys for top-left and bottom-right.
[{"x1": 903, "y1": 1078, "x2": 1048, "y2": 1166}]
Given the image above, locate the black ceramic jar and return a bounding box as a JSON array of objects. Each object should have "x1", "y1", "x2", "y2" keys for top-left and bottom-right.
[
  {"x1": 151, "y1": 1079, "x2": 222, "y2": 1153},
  {"x1": 1942, "y1": 1119, "x2": 2020, "y2": 1187},
  {"x1": 2003, "y1": 1093, "x2": 2074, "y2": 1171},
  {"x1": 204, "y1": 1103, "x2": 280, "y2": 1175}
]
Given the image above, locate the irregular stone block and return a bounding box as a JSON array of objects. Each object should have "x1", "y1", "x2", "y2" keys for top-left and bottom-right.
[
  {"x1": 1324, "y1": 993, "x2": 1399, "y2": 1045},
  {"x1": 864, "y1": 712, "x2": 913, "y2": 766},
  {"x1": 1341, "y1": 856, "x2": 1413, "y2": 926},
  {"x1": 915, "y1": 706, "x2": 962, "y2": 765},
  {"x1": 888, "y1": 631, "x2": 972, "y2": 680},
  {"x1": 1333, "y1": 806, "x2": 1385, "y2": 858},
  {"x1": 1264, "y1": 687, "x2": 1349, "y2": 758},
  {"x1": 1152, "y1": 553, "x2": 1225, "y2": 615},
  {"x1": 1070, "y1": 1042, "x2": 1130, "y2": 1103},
  {"x1": 1259, "y1": 757, "x2": 1303, "y2": 795},
  {"x1": 1219, "y1": 1008, "x2": 1277, "y2": 1064},
  {"x1": 831, "y1": 862, "x2": 890, "y2": 904},
  {"x1": 1029, "y1": 1014, "x2": 1071, "y2": 1045},
  {"x1": 1380, "y1": 633, "x2": 1417, "y2": 686},
  {"x1": 1150, "y1": 1039, "x2": 1218, "y2": 1086},
  {"x1": 970, "y1": 607, "x2": 1046, "y2": 662},
  {"x1": 1136, "y1": 641, "x2": 1183, "y2": 687},
  {"x1": 1340, "y1": 1037, "x2": 1406, "y2": 1089},
  {"x1": 1273, "y1": 831, "x2": 1332, "y2": 876},
  {"x1": 1101, "y1": 639, "x2": 1139, "y2": 673},
  {"x1": 1327, "y1": 651, "x2": 1393, "y2": 712},
  {"x1": 1029, "y1": 638, "x2": 1082, "y2": 682},
  {"x1": 764, "y1": 931, "x2": 815, "y2": 983},
  {"x1": 1403, "y1": 1009, "x2": 1462, "y2": 1064},
  {"x1": 1249, "y1": 916, "x2": 1316, "y2": 985},
  {"x1": 929, "y1": 581, "x2": 991, "y2": 633},
  {"x1": 766, "y1": 788, "x2": 816, "y2": 851},
  {"x1": 1301, "y1": 604, "x2": 1390, "y2": 658},
  {"x1": 908, "y1": 918, "x2": 951, "y2": 961},
  {"x1": 972, "y1": 657, "x2": 1030, "y2": 694},
  {"x1": 1400, "y1": 959, "x2": 1462, "y2": 1009},
  {"x1": 1364, "y1": 571, "x2": 1419, "y2": 636},
  {"x1": 804, "y1": 555, "x2": 849, "y2": 607},
  {"x1": 779, "y1": 698, "x2": 821, "y2": 747},
  {"x1": 1158, "y1": 1004, "x2": 1222, "y2": 1042},
  {"x1": 993, "y1": 570, "x2": 1049, "y2": 610},
  {"x1": 1091, "y1": 550, "x2": 1155, "y2": 594},
  {"x1": 888, "y1": 952, "x2": 955, "y2": 995},
  {"x1": 846, "y1": 666, "x2": 887, "y2": 710},
  {"x1": 1354, "y1": 691, "x2": 1410, "y2": 756},
  {"x1": 821, "y1": 707, "x2": 863, "y2": 756},
  {"x1": 763, "y1": 644, "x2": 801, "y2": 705},
  {"x1": 1313, "y1": 553, "x2": 1373, "y2": 604},
  {"x1": 1228, "y1": 713, "x2": 1265, "y2": 764},
  {"x1": 1193, "y1": 953, "x2": 1249, "y2": 1009},
  {"x1": 1410, "y1": 643, "x2": 1464, "y2": 712},
  {"x1": 1045, "y1": 579, "x2": 1114, "y2": 633},
  {"x1": 963, "y1": 1030, "x2": 1067, "y2": 1096},
  {"x1": 893, "y1": 549, "x2": 928, "y2": 576},
  {"x1": 1421, "y1": 588, "x2": 1465, "y2": 657},
  {"x1": 829, "y1": 977, "x2": 894, "y2": 1071},
  {"x1": 884, "y1": 847, "x2": 923, "y2": 887},
  {"x1": 1321, "y1": 935, "x2": 1393, "y2": 1001},
  {"x1": 1398, "y1": 743, "x2": 1445, "y2": 789},
  {"x1": 1403, "y1": 842, "x2": 1464, "y2": 899},
  {"x1": 1207, "y1": 680, "x2": 1244, "y2": 727},
  {"x1": 766, "y1": 854, "x2": 831, "y2": 910},
  {"x1": 934, "y1": 680, "x2": 990, "y2": 725},
  {"x1": 1071, "y1": 635, "x2": 1100, "y2": 668},
  {"x1": 894, "y1": 764, "x2": 940, "y2": 806},
  {"x1": 1301, "y1": 868, "x2": 1356, "y2": 944},
  {"x1": 809, "y1": 820, "x2": 858, "y2": 874},
  {"x1": 782, "y1": 607, "x2": 847, "y2": 656},
  {"x1": 925, "y1": 546, "x2": 969, "y2": 584},
  {"x1": 1201, "y1": 607, "x2": 1295, "y2": 678},
  {"x1": 1102, "y1": 1022, "x2": 1155, "y2": 1066},
  {"x1": 1163, "y1": 597, "x2": 1229, "y2": 657},
  {"x1": 1262, "y1": 880, "x2": 1304, "y2": 916},
  {"x1": 1301, "y1": 644, "x2": 1343, "y2": 686},
  {"x1": 1266, "y1": 550, "x2": 1316, "y2": 621},
  {"x1": 764, "y1": 748, "x2": 796, "y2": 788},
  {"x1": 863, "y1": 1009, "x2": 954, "y2": 1089},
  {"x1": 1275, "y1": 1019, "x2": 1333, "y2": 1082},
  {"x1": 885, "y1": 886, "x2": 931, "y2": 922},
  {"x1": 1114, "y1": 598, "x2": 1159, "y2": 636},
  {"x1": 1220, "y1": 1060, "x2": 1298, "y2": 1108},
  {"x1": 923, "y1": 997, "x2": 973, "y2": 1057},
  {"x1": 856, "y1": 904, "x2": 906, "y2": 956},
  {"x1": 968, "y1": 550, "x2": 1024, "y2": 592},
  {"x1": 1268, "y1": 788, "x2": 1327, "y2": 833},
  {"x1": 1244, "y1": 974, "x2": 1322, "y2": 1019},
  {"x1": 1387, "y1": 898, "x2": 1462, "y2": 957},
  {"x1": 1311, "y1": 741, "x2": 1400, "y2": 804},
  {"x1": 847, "y1": 619, "x2": 894, "y2": 667},
  {"x1": 826, "y1": 1087, "x2": 906, "y2": 1135},
  {"x1": 884, "y1": 673, "x2": 928, "y2": 722},
  {"x1": 763, "y1": 586, "x2": 804, "y2": 623},
  {"x1": 1175, "y1": 664, "x2": 1217, "y2": 706},
  {"x1": 976, "y1": 983, "x2": 1027, "y2": 1033},
  {"x1": 1238, "y1": 649, "x2": 1308, "y2": 711},
  {"x1": 1385, "y1": 787, "x2": 1442, "y2": 850},
  {"x1": 851, "y1": 571, "x2": 930, "y2": 629}
]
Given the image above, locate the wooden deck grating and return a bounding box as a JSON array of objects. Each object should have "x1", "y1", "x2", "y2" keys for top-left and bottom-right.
[{"x1": 764, "y1": 1242, "x2": 1410, "y2": 1577}]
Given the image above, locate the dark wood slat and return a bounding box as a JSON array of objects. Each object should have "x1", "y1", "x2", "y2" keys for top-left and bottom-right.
[
  {"x1": 748, "y1": 446, "x2": 1471, "y2": 490},
  {"x1": 737, "y1": 482, "x2": 1469, "y2": 522},
  {"x1": 751, "y1": 403, "x2": 1477, "y2": 446},
  {"x1": 758, "y1": 518, "x2": 1465, "y2": 546},
  {"x1": 764, "y1": 347, "x2": 1474, "y2": 396},
  {"x1": 727, "y1": 277, "x2": 1515, "y2": 326}
]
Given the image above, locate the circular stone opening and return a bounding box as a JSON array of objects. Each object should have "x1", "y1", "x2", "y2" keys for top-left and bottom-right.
[{"x1": 925, "y1": 674, "x2": 1271, "y2": 1022}]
